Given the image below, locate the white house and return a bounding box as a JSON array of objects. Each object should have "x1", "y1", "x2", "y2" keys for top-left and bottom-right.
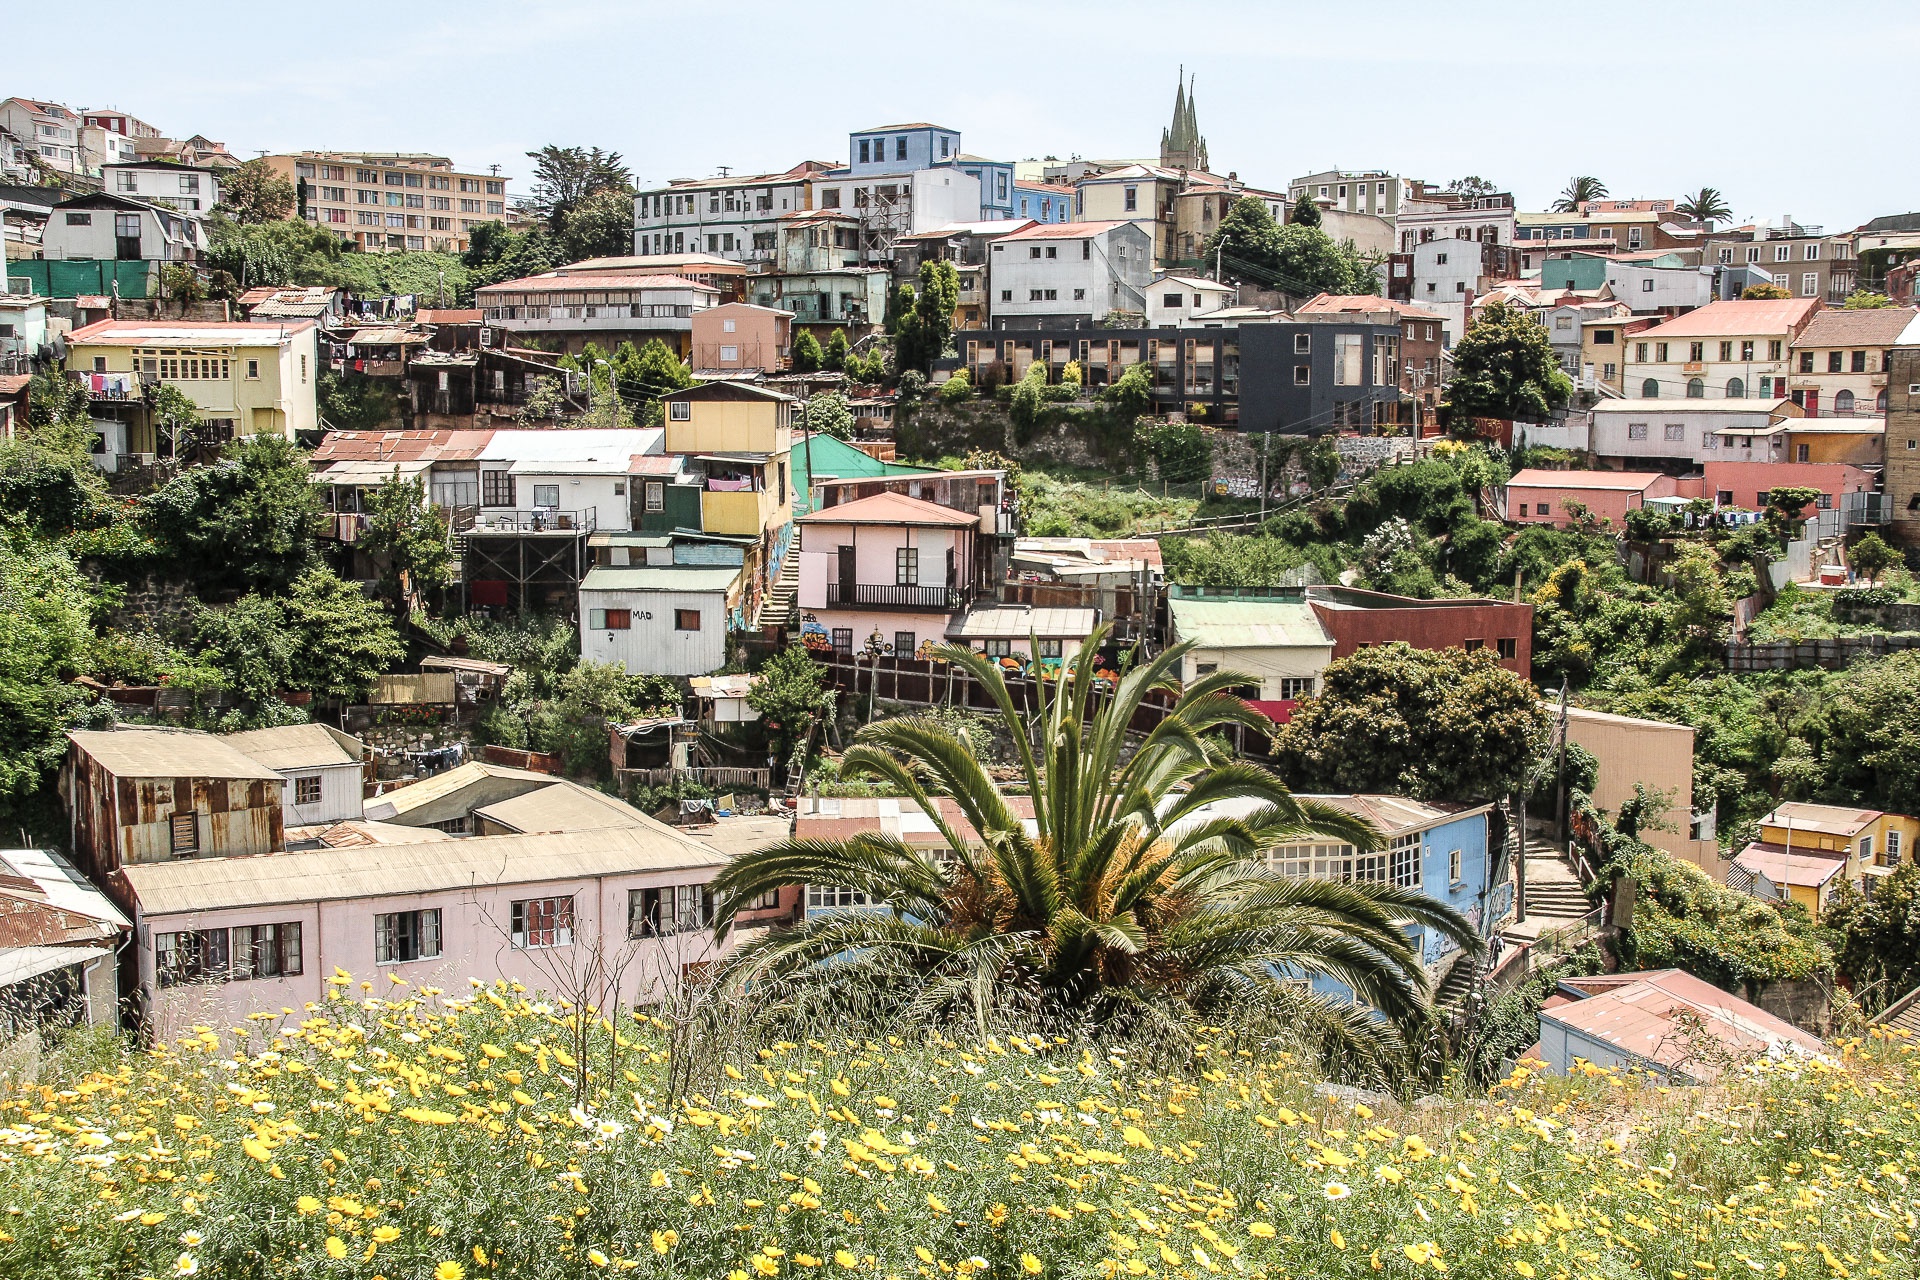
[
  {"x1": 1402, "y1": 237, "x2": 1486, "y2": 343},
  {"x1": 0, "y1": 290, "x2": 49, "y2": 361},
  {"x1": 579, "y1": 565, "x2": 739, "y2": 677},
  {"x1": 988, "y1": 221, "x2": 1153, "y2": 328},
  {"x1": 633, "y1": 165, "x2": 823, "y2": 262},
  {"x1": 808, "y1": 166, "x2": 984, "y2": 263},
  {"x1": 1589, "y1": 399, "x2": 1801, "y2": 468},
  {"x1": 1145, "y1": 274, "x2": 1235, "y2": 327},
  {"x1": 42, "y1": 192, "x2": 205, "y2": 263},
  {"x1": 470, "y1": 428, "x2": 666, "y2": 533},
  {"x1": 1598, "y1": 260, "x2": 1714, "y2": 313},
  {"x1": 223, "y1": 723, "x2": 367, "y2": 829},
  {"x1": 1165, "y1": 590, "x2": 1336, "y2": 701},
  {"x1": 102, "y1": 161, "x2": 222, "y2": 215}
]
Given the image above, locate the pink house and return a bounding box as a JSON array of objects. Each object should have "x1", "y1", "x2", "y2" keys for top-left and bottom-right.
[
  {"x1": 1701, "y1": 460, "x2": 1876, "y2": 514},
  {"x1": 796, "y1": 491, "x2": 981, "y2": 659},
  {"x1": 114, "y1": 818, "x2": 792, "y2": 1038},
  {"x1": 691, "y1": 301, "x2": 793, "y2": 375},
  {"x1": 1505, "y1": 469, "x2": 1678, "y2": 527}
]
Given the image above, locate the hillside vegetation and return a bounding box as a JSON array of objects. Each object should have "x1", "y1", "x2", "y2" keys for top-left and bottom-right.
[{"x1": 1, "y1": 980, "x2": 1914, "y2": 1279}]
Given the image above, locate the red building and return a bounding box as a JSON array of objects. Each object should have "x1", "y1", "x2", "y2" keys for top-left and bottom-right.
[{"x1": 1306, "y1": 585, "x2": 1533, "y2": 679}]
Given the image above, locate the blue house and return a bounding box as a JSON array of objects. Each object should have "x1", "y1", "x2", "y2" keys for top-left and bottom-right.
[
  {"x1": 849, "y1": 123, "x2": 963, "y2": 177},
  {"x1": 1013, "y1": 180, "x2": 1073, "y2": 224},
  {"x1": 957, "y1": 156, "x2": 1015, "y2": 220}
]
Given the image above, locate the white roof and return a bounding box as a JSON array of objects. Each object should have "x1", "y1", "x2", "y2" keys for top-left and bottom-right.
[
  {"x1": 67, "y1": 727, "x2": 282, "y2": 782},
  {"x1": 0, "y1": 847, "x2": 130, "y2": 930},
  {"x1": 947, "y1": 606, "x2": 1099, "y2": 639},
  {"x1": 475, "y1": 428, "x2": 664, "y2": 465},
  {"x1": 0, "y1": 945, "x2": 112, "y2": 989},
  {"x1": 1152, "y1": 274, "x2": 1235, "y2": 292}
]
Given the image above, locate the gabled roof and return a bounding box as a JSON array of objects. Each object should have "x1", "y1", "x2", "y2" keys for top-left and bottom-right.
[
  {"x1": 662, "y1": 380, "x2": 796, "y2": 404},
  {"x1": 797, "y1": 490, "x2": 978, "y2": 527},
  {"x1": 473, "y1": 780, "x2": 653, "y2": 834},
  {"x1": 578, "y1": 566, "x2": 742, "y2": 594},
  {"x1": 1760, "y1": 801, "x2": 1885, "y2": 837},
  {"x1": 1294, "y1": 292, "x2": 1446, "y2": 321},
  {"x1": 997, "y1": 220, "x2": 1135, "y2": 240},
  {"x1": 896, "y1": 219, "x2": 1037, "y2": 241},
  {"x1": 1541, "y1": 968, "x2": 1825, "y2": 1080},
  {"x1": 476, "y1": 270, "x2": 719, "y2": 293},
  {"x1": 1166, "y1": 596, "x2": 1333, "y2": 650},
  {"x1": 312, "y1": 429, "x2": 495, "y2": 463},
  {"x1": 947, "y1": 606, "x2": 1099, "y2": 639},
  {"x1": 1633, "y1": 298, "x2": 1821, "y2": 339},
  {"x1": 1732, "y1": 842, "x2": 1849, "y2": 889},
  {"x1": 67, "y1": 727, "x2": 281, "y2": 782},
  {"x1": 1788, "y1": 306, "x2": 1918, "y2": 349},
  {"x1": 222, "y1": 723, "x2": 363, "y2": 772}
]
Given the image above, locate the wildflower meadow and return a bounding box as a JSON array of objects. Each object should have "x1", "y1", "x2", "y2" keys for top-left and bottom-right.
[{"x1": 2, "y1": 971, "x2": 1917, "y2": 1280}]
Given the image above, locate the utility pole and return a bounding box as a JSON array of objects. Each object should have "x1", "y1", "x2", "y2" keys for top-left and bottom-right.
[
  {"x1": 1215, "y1": 241, "x2": 1223, "y2": 283},
  {"x1": 1553, "y1": 675, "x2": 1570, "y2": 844},
  {"x1": 1258, "y1": 435, "x2": 1268, "y2": 523}
]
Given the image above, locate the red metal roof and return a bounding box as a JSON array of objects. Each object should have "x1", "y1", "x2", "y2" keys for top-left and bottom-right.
[
  {"x1": 1542, "y1": 968, "x2": 1825, "y2": 1078},
  {"x1": 311, "y1": 429, "x2": 495, "y2": 463},
  {"x1": 1633, "y1": 298, "x2": 1821, "y2": 339},
  {"x1": 1507, "y1": 468, "x2": 1667, "y2": 491},
  {"x1": 1295, "y1": 292, "x2": 1448, "y2": 322}
]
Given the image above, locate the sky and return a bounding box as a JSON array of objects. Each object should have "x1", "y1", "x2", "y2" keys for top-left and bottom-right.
[{"x1": 14, "y1": 0, "x2": 1920, "y2": 233}]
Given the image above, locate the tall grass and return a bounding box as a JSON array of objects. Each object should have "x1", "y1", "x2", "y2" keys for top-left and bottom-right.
[{"x1": 3, "y1": 969, "x2": 1916, "y2": 1279}]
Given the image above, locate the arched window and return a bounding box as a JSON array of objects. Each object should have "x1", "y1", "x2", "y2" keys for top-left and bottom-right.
[
  {"x1": 1878, "y1": 388, "x2": 1889, "y2": 412},
  {"x1": 1835, "y1": 389, "x2": 1855, "y2": 414},
  {"x1": 1641, "y1": 378, "x2": 1660, "y2": 398},
  {"x1": 1726, "y1": 377, "x2": 1745, "y2": 398},
  {"x1": 1686, "y1": 378, "x2": 1705, "y2": 398}
]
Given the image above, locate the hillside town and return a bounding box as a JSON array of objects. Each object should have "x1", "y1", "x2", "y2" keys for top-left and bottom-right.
[{"x1": 4, "y1": 47, "x2": 1920, "y2": 1279}]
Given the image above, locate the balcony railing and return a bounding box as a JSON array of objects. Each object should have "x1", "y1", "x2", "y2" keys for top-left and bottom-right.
[
  {"x1": 826, "y1": 582, "x2": 966, "y2": 611},
  {"x1": 450, "y1": 508, "x2": 597, "y2": 535}
]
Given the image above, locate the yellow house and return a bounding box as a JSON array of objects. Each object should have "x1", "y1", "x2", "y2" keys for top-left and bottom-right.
[
  {"x1": 66, "y1": 320, "x2": 320, "y2": 457},
  {"x1": 1732, "y1": 801, "x2": 1920, "y2": 912},
  {"x1": 662, "y1": 381, "x2": 794, "y2": 539}
]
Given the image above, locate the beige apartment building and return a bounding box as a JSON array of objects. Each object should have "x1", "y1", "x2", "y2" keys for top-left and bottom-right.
[{"x1": 259, "y1": 152, "x2": 509, "y2": 253}]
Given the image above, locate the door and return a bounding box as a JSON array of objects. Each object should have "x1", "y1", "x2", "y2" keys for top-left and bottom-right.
[
  {"x1": 837, "y1": 545, "x2": 856, "y2": 604},
  {"x1": 1803, "y1": 391, "x2": 1819, "y2": 418},
  {"x1": 114, "y1": 212, "x2": 142, "y2": 261}
]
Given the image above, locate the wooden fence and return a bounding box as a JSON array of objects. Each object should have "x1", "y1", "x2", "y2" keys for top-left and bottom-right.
[
  {"x1": 480, "y1": 744, "x2": 563, "y2": 774},
  {"x1": 617, "y1": 766, "x2": 772, "y2": 791}
]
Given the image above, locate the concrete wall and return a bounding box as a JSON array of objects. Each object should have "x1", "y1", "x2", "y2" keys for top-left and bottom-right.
[
  {"x1": 1701, "y1": 460, "x2": 1874, "y2": 511},
  {"x1": 487, "y1": 471, "x2": 630, "y2": 531},
  {"x1": 1419, "y1": 810, "x2": 1492, "y2": 971},
  {"x1": 1311, "y1": 594, "x2": 1533, "y2": 677},
  {"x1": 800, "y1": 609, "x2": 950, "y2": 658},
  {"x1": 1174, "y1": 642, "x2": 1333, "y2": 700},
  {"x1": 1562, "y1": 706, "x2": 1715, "y2": 872},
  {"x1": 988, "y1": 224, "x2": 1153, "y2": 326},
  {"x1": 666, "y1": 398, "x2": 790, "y2": 456}
]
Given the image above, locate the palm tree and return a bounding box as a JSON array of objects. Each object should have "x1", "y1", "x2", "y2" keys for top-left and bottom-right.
[
  {"x1": 710, "y1": 628, "x2": 1480, "y2": 1056},
  {"x1": 1677, "y1": 187, "x2": 1733, "y2": 226},
  {"x1": 1551, "y1": 176, "x2": 1609, "y2": 213}
]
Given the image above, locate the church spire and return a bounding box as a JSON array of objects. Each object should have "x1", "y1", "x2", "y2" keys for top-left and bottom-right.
[{"x1": 1159, "y1": 66, "x2": 1208, "y2": 173}]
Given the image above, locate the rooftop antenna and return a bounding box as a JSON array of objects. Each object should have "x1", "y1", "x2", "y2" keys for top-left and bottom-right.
[
  {"x1": 716, "y1": 165, "x2": 733, "y2": 178},
  {"x1": 489, "y1": 164, "x2": 500, "y2": 176}
]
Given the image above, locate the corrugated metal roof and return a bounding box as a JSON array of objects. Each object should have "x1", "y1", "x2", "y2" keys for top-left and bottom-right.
[
  {"x1": 798, "y1": 491, "x2": 978, "y2": 527},
  {"x1": 1761, "y1": 801, "x2": 1883, "y2": 837},
  {"x1": 222, "y1": 724, "x2": 363, "y2": 772},
  {"x1": 68, "y1": 727, "x2": 282, "y2": 782},
  {"x1": 0, "y1": 945, "x2": 112, "y2": 989},
  {"x1": 1631, "y1": 298, "x2": 1821, "y2": 340},
  {"x1": 1166, "y1": 598, "x2": 1332, "y2": 650},
  {"x1": 947, "y1": 606, "x2": 1099, "y2": 639},
  {"x1": 361, "y1": 761, "x2": 554, "y2": 822},
  {"x1": 119, "y1": 823, "x2": 733, "y2": 917},
  {"x1": 285, "y1": 820, "x2": 453, "y2": 849},
  {"x1": 1507, "y1": 468, "x2": 1666, "y2": 491},
  {"x1": 1541, "y1": 968, "x2": 1825, "y2": 1079},
  {"x1": 0, "y1": 848, "x2": 129, "y2": 929},
  {"x1": 476, "y1": 428, "x2": 664, "y2": 464},
  {"x1": 1732, "y1": 842, "x2": 1848, "y2": 889},
  {"x1": 473, "y1": 782, "x2": 652, "y2": 834},
  {"x1": 311, "y1": 458, "x2": 433, "y2": 485},
  {"x1": 579, "y1": 566, "x2": 742, "y2": 594}
]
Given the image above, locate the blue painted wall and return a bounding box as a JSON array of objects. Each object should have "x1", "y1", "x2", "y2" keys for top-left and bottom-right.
[
  {"x1": 960, "y1": 159, "x2": 1015, "y2": 219},
  {"x1": 1014, "y1": 183, "x2": 1071, "y2": 223},
  {"x1": 1417, "y1": 811, "x2": 1492, "y2": 971},
  {"x1": 850, "y1": 126, "x2": 961, "y2": 177}
]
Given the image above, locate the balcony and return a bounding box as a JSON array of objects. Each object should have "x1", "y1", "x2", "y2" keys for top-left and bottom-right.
[
  {"x1": 826, "y1": 582, "x2": 967, "y2": 611},
  {"x1": 451, "y1": 508, "x2": 597, "y2": 535}
]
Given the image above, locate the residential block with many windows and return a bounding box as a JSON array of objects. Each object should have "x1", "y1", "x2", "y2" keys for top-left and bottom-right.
[{"x1": 259, "y1": 151, "x2": 508, "y2": 253}]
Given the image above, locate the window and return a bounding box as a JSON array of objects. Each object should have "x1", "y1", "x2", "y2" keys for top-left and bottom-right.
[
  {"x1": 1073, "y1": 288, "x2": 1086, "y2": 301},
  {"x1": 170, "y1": 812, "x2": 199, "y2": 857},
  {"x1": 669, "y1": 400, "x2": 691, "y2": 420},
  {"x1": 158, "y1": 924, "x2": 301, "y2": 986},
  {"x1": 1294, "y1": 364, "x2": 1311, "y2": 385},
  {"x1": 1719, "y1": 342, "x2": 1734, "y2": 362},
  {"x1": 895, "y1": 546, "x2": 918, "y2": 586},
  {"x1": 155, "y1": 929, "x2": 227, "y2": 987},
  {"x1": 1000, "y1": 290, "x2": 1012, "y2": 302},
  {"x1": 983, "y1": 639, "x2": 1013, "y2": 658},
  {"x1": 1164, "y1": 293, "x2": 1184, "y2": 308},
  {"x1": 1277, "y1": 677, "x2": 1315, "y2": 700},
  {"x1": 1448, "y1": 849, "x2": 1463, "y2": 884},
  {"x1": 1333, "y1": 333, "x2": 1363, "y2": 386},
  {"x1": 1029, "y1": 290, "x2": 1044, "y2": 302},
  {"x1": 294, "y1": 775, "x2": 323, "y2": 806},
  {"x1": 1496, "y1": 638, "x2": 1518, "y2": 660},
  {"x1": 1045, "y1": 246, "x2": 1057, "y2": 259},
  {"x1": 896, "y1": 137, "x2": 907, "y2": 161},
  {"x1": 1124, "y1": 186, "x2": 1138, "y2": 212},
  {"x1": 1656, "y1": 343, "x2": 1669, "y2": 362},
  {"x1": 511, "y1": 897, "x2": 574, "y2": 949},
  {"x1": 1860, "y1": 836, "x2": 1874, "y2": 863},
  {"x1": 1603, "y1": 363, "x2": 1616, "y2": 381},
  {"x1": 1890, "y1": 830, "x2": 1904, "y2": 864},
  {"x1": 1627, "y1": 422, "x2": 1649, "y2": 440},
  {"x1": 895, "y1": 632, "x2": 916, "y2": 657},
  {"x1": 532, "y1": 483, "x2": 560, "y2": 508},
  {"x1": 589, "y1": 609, "x2": 632, "y2": 631},
  {"x1": 243, "y1": 358, "x2": 260, "y2": 380},
  {"x1": 1796, "y1": 444, "x2": 1811, "y2": 463},
  {"x1": 1689, "y1": 341, "x2": 1705, "y2": 362},
  {"x1": 1686, "y1": 378, "x2": 1704, "y2": 398},
  {"x1": 807, "y1": 884, "x2": 872, "y2": 911},
  {"x1": 1293, "y1": 332, "x2": 1311, "y2": 354},
  {"x1": 1802, "y1": 273, "x2": 1819, "y2": 296},
  {"x1": 1038, "y1": 639, "x2": 1063, "y2": 659},
  {"x1": 375, "y1": 910, "x2": 441, "y2": 964},
  {"x1": 1194, "y1": 662, "x2": 1218, "y2": 676},
  {"x1": 1664, "y1": 424, "x2": 1685, "y2": 441},
  {"x1": 1826, "y1": 350, "x2": 1845, "y2": 374},
  {"x1": 481, "y1": 471, "x2": 515, "y2": 507},
  {"x1": 858, "y1": 140, "x2": 869, "y2": 164},
  {"x1": 1635, "y1": 342, "x2": 1648, "y2": 362},
  {"x1": 1835, "y1": 390, "x2": 1855, "y2": 414},
  {"x1": 1851, "y1": 350, "x2": 1868, "y2": 373},
  {"x1": 1727, "y1": 377, "x2": 1744, "y2": 398},
  {"x1": 674, "y1": 608, "x2": 701, "y2": 632},
  {"x1": 629, "y1": 885, "x2": 713, "y2": 937},
  {"x1": 644, "y1": 481, "x2": 664, "y2": 512},
  {"x1": 831, "y1": 628, "x2": 853, "y2": 656},
  {"x1": 64, "y1": 210, "x2": 91, "y2": 225},
  {"x1": 1535, "y1": 502, "x2": 1552, "y2": 515},
  {"x1": 719, "y1": 344, "x2": 738, "y2": 362}
]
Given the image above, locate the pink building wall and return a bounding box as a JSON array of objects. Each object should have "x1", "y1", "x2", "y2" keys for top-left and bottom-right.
[
  {"x1": 137, "y1": 866, "x2": 735, "y2": 1039},
  {"x1": 1505, "y1": 473, "x2": 1676, "y2": 528},
  {"x1": 1701, "y1": 460, "x2": 1875, "y2": 513}
]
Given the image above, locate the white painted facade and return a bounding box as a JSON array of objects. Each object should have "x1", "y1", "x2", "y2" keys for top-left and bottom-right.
[
  {"x1": 279, "y1": 762, "x2": 365, "y2": 827},
  {"x1": 1396, "y1": 200, "x2": 1515, "y2": 253},
  {"x1": 1588, "y1": 401, "x2": 1798, "y2": 467},
  {"x1": 1145, "y1": 274, "x2": 1235, "y2": 326},
  {"x1": 1600, "y1": 262, "x2": 1714, "y2": 313},
  {"x1": 469, "y1": 429, "x2": 666, "y2": 532},
  {"x1": 579, "y1": 567, "x2": 737, "y2": 677},
  {"x1": 987, "y1": 223, "x2": 1154, "y2": 327},
  {"x1": 633, "y1": 172, "x2": 815, "y2": 263},
  {"x1": 103, "y1": 162, "x2": 222, "y2": 214},
  {"x1": 808, "y1": 168, "x2": 983, "y2": 244},
  {"x1": 42, "y1": 198, "x2": 205, "y2": 263},
  {"x1": 1403, "y1": 238, "x2": 1482, "y2": 342}
]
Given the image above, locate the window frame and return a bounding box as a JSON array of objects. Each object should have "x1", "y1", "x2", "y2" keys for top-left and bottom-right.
[{"x1": 510, "y1": 896, "x2": 575, "y2": 950}]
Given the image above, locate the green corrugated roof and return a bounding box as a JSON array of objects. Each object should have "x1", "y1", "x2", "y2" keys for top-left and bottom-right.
[
  {"x1": 579, "y1": 566, "x2": 742, "y2": 594},
  {"x1": 1166, "y1": 597, "x2": 1332, "y2": 649},
  {"x1": 792, "y1": 434, "x2": 936, "y2": 516}
]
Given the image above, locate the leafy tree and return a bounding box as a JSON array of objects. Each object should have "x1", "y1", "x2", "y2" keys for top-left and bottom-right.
[
  {"x1": 712, "y1": 629, "x2": 1476, "y2": 1053},
  {"x1": 1676, "y1": 187, "x2": 1732, "y2": 224},
  {"x1": 0, "y1": 538, "x2": 108, "y2": 834},
  {"x1": 160, "y1": 264, "x2": 206, "y2": 315},
  {"x1": 1742, "y1": 282, "x2": 1791, "y2": 300},
  {"x1": 1273, "y1": 642, "x2": 1551, "y2": 802},
  {"x1": 1203, "y1": 196, "x2": 1285, "y2": 273},
  {"x1": 1204, "y1": 198, "x2": 1374, "y2": 296},
  {"x1": 1823, "y1": 864, "x2": 1920, "y2": 1011},
  {"x1": 937, "y1": 368, "x2": 973, "y2": 403},
  {"x1": 884, "y1": 282, "x2": 914, "y2": 336},
  {"x1": 1551, "y1": 176, "x2": 1609, "y2": 212},
  {"x1": 1802, "y1": 651, "x2": 1920, "y2": 814},
  {"x1": 358, "y1": 471, "x2": 452, "y2": 611},
  {"x1": 462, "y1": 220, "x2": 559, "y2": 292},
  {"x1": 317, "y1": 370, "x2": 400, "y2": 432},
  {"x1": 195, "y1": 568, "x2": 404, "y2": 706},
  {"x1": 617, "y1": 336, "x2": 695, "y2": 409},
  {"x1": 141, "y1": 434, "x2": 326, "y2": 595},
  {"x1": 1102, "y1": 360, "x2": 1153, "y2": 418},
  {"x1": 1009, "y1": 361, "x2": 1047, "y2": 436},
  {"x1": 0, "y1": 429, "x2": 109, "y2": 536},
  {"x1": 1850, "y1": 532, "x2": 1897, "y2": 584},
  {"x1": 823, "y1": 329, "x2": 850, "y2": 373},
  {"x1": 557, "y1": 185, "x2": 637, "y2": 262},
  {"x1": 202, "y1": 214, "x2": 342, "y2": 290},
  {"x1": 1287, "y1": 194, "x2": 1322, "y2": 228},
  {"x1": 218, "y1": 158, "x2": 297, "y2": 223},
  {"x1": 791, "y1": 329, "x2": 824, "y2": 374},
  {"x1": 893, "y1": 260, "x2": 959, "y2": 374},
  {"x1": 747, "y1": 643, "x2": 833, "y2": 767},
  {"x1": 1144, "y1": 421, "x2": 1211, "y2": 484},
  {"x1": 1443, "y1": 300, "x2": 1573, "y2": 421},
  {"x1": 1843, "y1": 290, "x2": 1893, "y2": 309},
  {"x1": 26, "y1": 366, "x2": 91, "y2": 433},
  {"x1": 1666, "y1": 541, "x2": 1734, "y2": 657},
  {"x1": 1448, "y1": 176, "x2": 1496, "y2": 199},
  {"x1": 803, "y1": 392, "x2": 852, "y2": 441},
  {"x1": 1762, "y1": 486, "x2": 1824, "y2": 539},
  {"x1": 524, "y1": 145, "x2": 632, "y2": 236}
]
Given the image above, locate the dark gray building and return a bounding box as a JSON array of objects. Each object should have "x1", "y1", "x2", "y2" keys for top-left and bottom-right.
[{"x1": 953, "y1": 319, "x2": 1404, "y2": 432}]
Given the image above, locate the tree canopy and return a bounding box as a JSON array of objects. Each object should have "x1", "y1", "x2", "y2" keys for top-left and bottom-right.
[
  {"x1": 1676, "y1": 187, "x2": 1732, "y2": 224},
  {"x1": 140, "y1": 434, "x2": 326, "y2": 596},
  {"x1": 1443, "y1": 300, "x2": 1573, "y2": 422},
  {"x1": 357, "y1": 471, "x2": 452, "y2": 611},
  {"x1": 218, "y1": 159, "x2": 296, "y2": 224},
  {"x1": 1202, "y1": 197, "x2": 1376, "y2": 296},
  {"x1": 1552, "y1": 176, "x2": 1608, "y2": 212},
  {"x1": 893, "y1": 261, "x2": 960, "y2": 374},
  {"x1": 1273, "y1": 643, "x2": 1551, "y2": 802}
]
